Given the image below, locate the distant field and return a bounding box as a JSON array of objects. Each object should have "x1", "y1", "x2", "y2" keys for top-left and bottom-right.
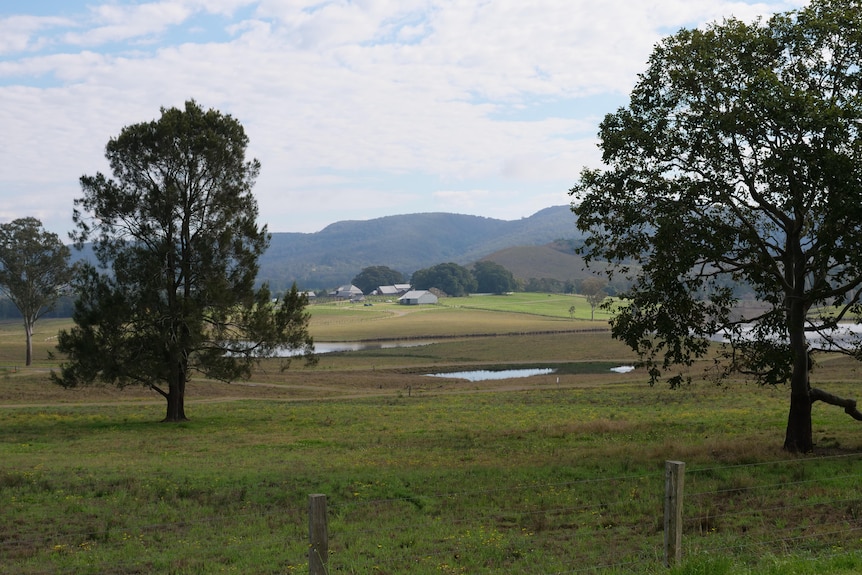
[
  {"x1": 308, "y1": 293, "x2": 608, "y2": 341},
  {"x1": 443, "y1": 291, "x2": 612, "y2": 320},
  {"x1": 0, "y1": 319, "x2": 66, "y2": 367}
]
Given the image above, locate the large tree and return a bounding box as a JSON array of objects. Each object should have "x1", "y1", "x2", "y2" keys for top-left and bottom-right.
[
  {"x1": 571, "y1": 0, "x2": 862, "y2": 452},
  {"x1": 0, "y1": 218, "x2": 74, "y2": 366},
  {"x1": 472, "y1": 261, "x2": 519, "y2": 294},
  {"x1": 411, "y1": 262, "x2": 477, "y2": 297},
  {"x1": 54, "y1": 101, "x2": 315, "y2": 422},
  {"x1": 352, "y1": 265, "x2": 404, "y2": 295}
]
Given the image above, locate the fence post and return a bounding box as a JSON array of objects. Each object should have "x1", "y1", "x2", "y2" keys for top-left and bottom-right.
[
  {"x1": 663, "y1": 460, "x2": 685, "y2": 568},
  {"x1": 309, "y1": 494, "x2": 328, "y2": 575}
]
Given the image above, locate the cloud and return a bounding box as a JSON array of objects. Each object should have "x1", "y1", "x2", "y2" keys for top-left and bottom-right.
[
  {"x1": 0, "y1": 0, "x2": 811, "y2": 236},
  {"x1": 0, "y1": 15, "x2": 76, "y2": 55}
]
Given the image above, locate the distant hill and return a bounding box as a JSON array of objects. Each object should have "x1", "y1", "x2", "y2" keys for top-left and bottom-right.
[
  {"x1": 480, "y1": 242, "x2": 590, "y2": 284},
  {"x1": 480, "y1": 241, "x2": 630, "y2": 294},
  {"x1": 260, "y1": 206, "x2": 582, "y2": 290}
]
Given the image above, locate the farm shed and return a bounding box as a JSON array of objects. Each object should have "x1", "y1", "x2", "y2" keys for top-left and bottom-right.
[
  {"x1": 334, "y1": 284, "x2": 364, "y2": 299},
  {"x1": 373, "y1": 284, "x2": 412, "y2": 296},
  {"x1": 375, "y1": 285, "x2": 400, "y2": 296},
  {"x1": 398, "y1": 290, "x2": 438, "y2": 305}
]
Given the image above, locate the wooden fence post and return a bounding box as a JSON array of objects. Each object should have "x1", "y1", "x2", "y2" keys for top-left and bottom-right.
[
  {"x1": 664, "y1": 460, "x2": 685, "y2": 568},
  {"x1": 309, "y1": 494, "x2": 328, "y2": 575}
]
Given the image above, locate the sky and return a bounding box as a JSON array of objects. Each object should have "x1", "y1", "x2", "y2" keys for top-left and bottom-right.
[{"x1": 1, "y1": 0, "x2": 809, "y2": 238}]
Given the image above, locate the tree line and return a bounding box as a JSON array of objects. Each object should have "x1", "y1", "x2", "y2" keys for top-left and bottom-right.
[{"x1": 350, "y1": 261, "x2": 608, "y2": 301}]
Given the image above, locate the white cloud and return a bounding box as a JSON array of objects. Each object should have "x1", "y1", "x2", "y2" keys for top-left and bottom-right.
[
  {"x1": 76, "y1": 2, "x2": 194, "y2": 45},
  {"x1": 0, "y1": 0, "x2": 811, "y2": 236},
  {"x1": 0, "y1": 15, "x2": 76, "y2": 55}
]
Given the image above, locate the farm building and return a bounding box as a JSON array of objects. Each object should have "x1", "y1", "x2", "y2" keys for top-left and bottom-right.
[
  {"x1": 333, "y1": 285, "x2": 364, "y2": 299},
  {"x1": 373, "y1": 284, "x2": 412, "y2": 296},
  {"x1": 374, "y1": 285, "x2": 400, "y2": 296},
  {"x1": 398, "y1": 290, "x2": 438, "y2": 305}
]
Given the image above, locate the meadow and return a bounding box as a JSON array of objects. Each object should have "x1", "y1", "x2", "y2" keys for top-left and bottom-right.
[{"x1": 2, "y1": 294, "x2": 862, "y2": 574}]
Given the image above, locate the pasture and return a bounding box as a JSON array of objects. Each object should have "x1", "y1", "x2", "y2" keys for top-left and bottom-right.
[{"x1": 2, "y1": 294, "x2": 862, "y2": 574}]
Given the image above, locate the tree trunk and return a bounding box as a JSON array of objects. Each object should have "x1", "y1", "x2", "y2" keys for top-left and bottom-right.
[
  {"x1": 163, "y1": 369, "x2": 188, "y2": 422},
  {"x1": 784, "y1": 391, "x2": 813, "y2": 452},
  {"x1": 24, "y1": 319, "x2": 33, "y2": 367},
  {"x1": 784, "y1": 296, "x2": 812, "y2": 453}
]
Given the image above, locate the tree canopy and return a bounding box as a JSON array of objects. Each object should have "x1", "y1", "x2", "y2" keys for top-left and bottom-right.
[
  {"x1": 472, "y1": 261, "x2": 519, "y2": 294},
  {"x1": 579, "y1": 276, "x2": 608, "y2": 321},
  {"x1": 571, "y1": 0, "x2": 862, "y2": 452},
  {"x1": 411, "y1": 262, "x2": 476, "y2": 297},
  {"x1": 351, "y1": 265, "x2": 404, "y2": 295},
  {"x1": 0, "y1": 218, "x2": 74, "y2": 366},
  {"x1": 54, "y1": 100, "x2": 315, "y2": 422}
]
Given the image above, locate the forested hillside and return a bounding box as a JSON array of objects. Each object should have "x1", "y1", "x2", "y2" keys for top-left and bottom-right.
[{"x1": 259, "y1": 206, "x2": 582, "y2": 290}]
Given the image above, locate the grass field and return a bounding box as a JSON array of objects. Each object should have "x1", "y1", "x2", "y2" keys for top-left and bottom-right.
[{"x1": 2, "y1": 295, "x2": 862, "y2": 574}]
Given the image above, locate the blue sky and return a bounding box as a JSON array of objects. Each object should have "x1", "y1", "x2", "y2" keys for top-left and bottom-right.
[{"x1": 1, "y1": 0, "x2": 808, "y2": 237}]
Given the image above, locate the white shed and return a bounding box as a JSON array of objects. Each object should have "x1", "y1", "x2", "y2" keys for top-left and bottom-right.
[{"x1": 398, "y1": 290, "x2": 438, "y2": 305}]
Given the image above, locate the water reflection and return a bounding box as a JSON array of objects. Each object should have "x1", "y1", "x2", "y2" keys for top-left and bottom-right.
[
  {"x1": 426, "y1": 368, "x2": 555, "y2": 382},
  {"x1": 315, "y1": 341, "x2": 435, "y2": 353},
  {"x1": 278, "y1": 340, "x2": 436, "y2": 356}
]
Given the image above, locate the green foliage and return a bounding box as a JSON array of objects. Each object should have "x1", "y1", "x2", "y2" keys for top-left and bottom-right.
[
  {"x1": 571, "y1": 0, "x2": 862, "y2": 451},
  {"x1": 54, "y1": 101, "x2": 314, "y2": 421},
  {"x1": 523, "y1": 276, "x2": 569, "y2": 293},
  {"x1": 411, "y1": 262, "x2": 477, "y2": 296},
  {"x1": 351, "y1": 265, "x2": 404, "y2": 294},
  {"x1": 0, "y1": 218, "x2": 74, "y2": 365},
  {"x1": 472, "y1": 260, "x2": 519, "y2": 293},
  {"x1": 580, "y1": 276, "x2": 609, "y2": 321}
]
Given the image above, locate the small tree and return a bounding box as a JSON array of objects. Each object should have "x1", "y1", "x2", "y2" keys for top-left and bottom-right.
[
  {"x1": 580, "y1": 276, "x2": 608, "y2": 321},
  {"x1": 54, "y1": 101, "x2": 315, "y2": 422},
  {"x1": 0, "y1": 218, "x2": 74, "y2": 366},
  {"x1": 571, "y1": 0, "x2": 862, "y2": 452}
]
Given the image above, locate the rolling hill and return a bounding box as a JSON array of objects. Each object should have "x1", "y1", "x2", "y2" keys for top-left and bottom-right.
[
  {"x1": 479, "y1": 242, "x2": 590, "y2": 283},
  {"x1": 259, "y1": 206, "x2": 584, "y2": 290}
]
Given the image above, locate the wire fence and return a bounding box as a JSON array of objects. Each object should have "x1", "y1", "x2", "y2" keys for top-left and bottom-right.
[{"x1": 4, "y1": 454, "x2": 862, "y2": 573}]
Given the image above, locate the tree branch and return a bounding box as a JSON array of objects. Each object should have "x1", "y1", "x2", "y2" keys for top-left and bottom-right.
[
  {"x1": 150, "y1": 384, "x2": 168, "y2": 399},
  {"x1": 810, "y1": 387, "x2": 862, "y2": 421}
]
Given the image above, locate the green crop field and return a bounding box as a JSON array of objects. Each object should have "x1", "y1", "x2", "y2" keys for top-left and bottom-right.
[
  {"x1": 441, "y1": 291, "x2": 612, "y2": 320},
  {"x1": 2, "y1": 296, "x2": 862, "y2": 574}
]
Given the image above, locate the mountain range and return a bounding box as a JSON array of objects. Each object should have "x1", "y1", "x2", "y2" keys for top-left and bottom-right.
[{"x1": 260, "y1": 205, "x2": 586, "y2": 290}]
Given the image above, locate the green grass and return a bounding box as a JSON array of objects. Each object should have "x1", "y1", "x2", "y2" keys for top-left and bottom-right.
[
  {"x1": 442, "y1": 291, "x2": 612, "y2": 321},
  {"x1": 2, "y1": 299, "x2": 862, "y2": 573},
  {"x1": 307, "y1": 292, "x2": 608, "y2": 341},
  {"x1": 4, "y1": 377, "x2": 862, "y2": 573}
]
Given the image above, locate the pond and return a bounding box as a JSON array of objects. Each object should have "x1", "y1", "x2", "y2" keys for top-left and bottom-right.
[
  {"x1": 276, "y1": 340, "x2": 436, "y2": 356},
  {"x1": 426, "y1": 368, "x2": 556, "y2": 382},
  {"x1": 313, "y1": 340, "x2": 436, "y2": 354}
]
